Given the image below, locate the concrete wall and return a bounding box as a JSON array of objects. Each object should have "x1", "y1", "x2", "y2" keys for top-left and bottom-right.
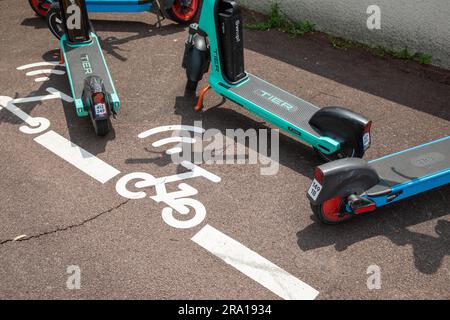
[{"x1": 239, "y1": 0, "x2": 450, "y2": 69}]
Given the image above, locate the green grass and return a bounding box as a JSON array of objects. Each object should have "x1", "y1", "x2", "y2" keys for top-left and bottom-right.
[
  {"x1": 245, "y1": 2, "x2": 315, "y2": 37},
  {"x1": 414, "y1": 52, "x2": 433, "y2": 65},
  {"x1": 388, "y1": 48, "x2": 433, "y2": 65}
]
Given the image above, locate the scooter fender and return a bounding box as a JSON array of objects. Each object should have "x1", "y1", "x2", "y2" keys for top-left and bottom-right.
[
  {"x1": 308, "y1": 158, "x2": 380, "y2": 205},
  {"x1": 309, "y1": 106, "x2": 371, "y2": 157},
  {"x1": 184, "y1": 33, "x2": 210, "y2": 85}
]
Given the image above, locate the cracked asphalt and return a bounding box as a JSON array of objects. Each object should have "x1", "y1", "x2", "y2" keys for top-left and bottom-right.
[{"x1": 0, "y1": 0, "x2": 449, "y2": 299}]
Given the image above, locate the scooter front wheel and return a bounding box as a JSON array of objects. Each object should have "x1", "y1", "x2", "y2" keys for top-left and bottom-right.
[
  {"x1": 310, "y1": 196, "x2": 351, "y2": 225},
  {"x1": 166, "y1": 0, "x2": 202, "y2": 25},
  {"x1": 46, "y1": 4, "x2": 64, "y2": 40}
]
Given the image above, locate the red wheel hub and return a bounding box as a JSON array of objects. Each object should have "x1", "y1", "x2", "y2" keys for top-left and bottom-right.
[
  {"x1": 172, "y1": 0, "x2": 199, "y2": 21},
  {"x1": 31, "y1": 0, "x2": 51, "y2": 17},
  {"x1": 321, "y1": 196, "x2": 350, "y2": 223}
]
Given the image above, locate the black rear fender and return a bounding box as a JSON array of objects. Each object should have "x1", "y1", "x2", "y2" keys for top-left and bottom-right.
[
  {"x1": 183, "y1": 28, "x2": 210, "y2": 90},
  {"x1": 309, "y1": 106, "x2": 371, "y2": 158},
  {"x1": 309, "y1": 158, "x2": 380, "y2": 205}
]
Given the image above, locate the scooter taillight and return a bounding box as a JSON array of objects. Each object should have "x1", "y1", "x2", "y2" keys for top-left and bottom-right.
[
  {"x1": 93, "y1": 92, "x2": 105, "y2": 104},
  {"x1": 363, "y1": 120, "x2": 372, "y2": 150},
  {"x1": 364, "y1": 121, "x2": 372, "y2": 135},
  {"x1": 314, "y1": 167, "x2": 324, "y2": 184}
]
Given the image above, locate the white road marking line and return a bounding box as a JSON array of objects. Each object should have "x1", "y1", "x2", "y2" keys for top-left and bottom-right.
[
  {"x1": 34, "y1": 77, "x2": 50, "y2": 82},
  {"x1": 138, "y1": 125, "x2": 205, "y2": 139},
  {"x1": 153, "y1": 137, "x2": 196, "y2": 147},
  {"x1": 192, "y1": 224, "x2": 319, "y2": 300},
  {"x1": 11, "y1": 87, "x2": 73, "y2": 104},
  {"x1": 17, "y1": 62, "x2": 61, "y2": 70},
  {"x1": 25, "y1": 69, "x2": 65, "y2": 76},
  {"x1": 34, "y1": 131, "x2": 121, "y2": 184}
]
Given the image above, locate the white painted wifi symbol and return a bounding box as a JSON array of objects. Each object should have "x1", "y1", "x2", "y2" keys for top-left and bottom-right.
[
  {"x1": 17, "y1": 61, "x2": 66, "y2": 82},
  {"x1": 138, "y1": 125, "x2": 205, "y2": 155}
]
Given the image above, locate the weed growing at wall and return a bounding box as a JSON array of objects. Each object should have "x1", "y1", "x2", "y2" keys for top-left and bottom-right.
[{"x1": 245, "y1": 2, "x2": 315, "y2": 37}]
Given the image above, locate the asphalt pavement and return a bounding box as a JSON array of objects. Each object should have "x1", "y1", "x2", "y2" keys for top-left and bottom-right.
[{"x1": 0, "y1": 0, "x2": 449, "y2": 299}]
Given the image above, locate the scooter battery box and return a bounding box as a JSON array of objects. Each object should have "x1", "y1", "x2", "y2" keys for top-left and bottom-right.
[{"x1": 218, "y1": 3, "x2": 246, "y2": 83}]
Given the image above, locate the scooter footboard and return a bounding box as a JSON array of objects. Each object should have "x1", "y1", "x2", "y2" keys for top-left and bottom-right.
[
  {"x1": 307, "y1": 158, "x2": 380, "y2": 205},
  {"x1": 309, "y1": 106, "x2": 372, "y2": 158}
]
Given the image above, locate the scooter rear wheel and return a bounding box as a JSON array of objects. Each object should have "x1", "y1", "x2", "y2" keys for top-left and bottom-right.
[
  {"x1": 93, "y1": 118, "x2": 110, "y2": 136},
  {"x1": 166, "y1": 0, "x2": 202, "y2": 25},
  {"x1": 311, "y1": 196, "x2": 351, "y2": 225},
  {"x1": 29, "y1": 0, "x2": 53, "y2": 17}
]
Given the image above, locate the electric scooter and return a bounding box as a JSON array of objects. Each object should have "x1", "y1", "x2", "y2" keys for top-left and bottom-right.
[
  {"x1": 307, "y1": 136, "x2": 450, "y2": 224},
  {"x1": 182, "y1": 0, "x2": 373, "y2": 161},
  {"x1": 29, "y1": 0, "x2": 202, "y2": 39},
  {"x1": 57, "y1": 0, "x2": 120, "y2": 136}
]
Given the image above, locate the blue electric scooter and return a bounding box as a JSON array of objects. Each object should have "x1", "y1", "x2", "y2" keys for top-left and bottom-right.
[
  {"x1": 307, "y1": 136, "x2": 450, "y2": 224},
  {"x1": 29, "y1": 0, "x2": 202, "y2": 39}
]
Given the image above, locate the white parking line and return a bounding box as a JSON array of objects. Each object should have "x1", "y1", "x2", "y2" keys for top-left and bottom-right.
[
  {"x1": 192, "y1": 224, "x2": 319, "y2": 300},
  {"x1": 34, "y1": 130, "x2": 121, "y2": 184}
]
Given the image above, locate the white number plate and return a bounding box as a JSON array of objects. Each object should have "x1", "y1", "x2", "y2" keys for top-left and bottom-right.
[
  {"x1": 95, "y1": 103, "x2": 107, "y2": 116},
  {"x1": 363, "y1": 132, "x2": 370, "y2": 150},
  {"x1": 308, "y1": 179, "x2": 322, "y2": 201}
]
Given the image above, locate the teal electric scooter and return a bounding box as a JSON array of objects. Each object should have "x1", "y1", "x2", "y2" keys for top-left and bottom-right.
[
  {"x1": 58, "y1": 0, "x2": 120, "y2": 135},
  {"x1": 182, "y1": 0, "x2": 372, "y2": 161}
]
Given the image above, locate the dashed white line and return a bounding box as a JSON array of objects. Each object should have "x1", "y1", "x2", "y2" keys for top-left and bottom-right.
[
  {"x1": 25, "y1": 69, "x2": 65, "y2": 76},
  {"x1": 34, "y1": 130, "x2": 121, "y2": 184},
  {"x1": 192, "y1": 224, "x2": 319, "y2": 300},
  {"x1": 16, "y1": 61, "x2": 61, "y2": 70}
]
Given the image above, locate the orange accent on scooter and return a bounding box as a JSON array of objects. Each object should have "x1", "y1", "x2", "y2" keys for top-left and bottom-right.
[
  {"x1": 58, "y1": 48, "x2": 64, "y2": 65},
  {"x1": 195, "y1": 85, "x2": 212, "y2": 112}
]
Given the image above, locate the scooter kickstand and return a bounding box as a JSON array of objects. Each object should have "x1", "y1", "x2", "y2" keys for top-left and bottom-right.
[
  {"x1": 153, "y1": 0, "x2": 165, "y2": 28},
  {"x1": 195, "y1": 85, "x2": 211, "y2": 112},
  {"x1": 58, "y1": 48, "x2": 64, "y2": 65}
]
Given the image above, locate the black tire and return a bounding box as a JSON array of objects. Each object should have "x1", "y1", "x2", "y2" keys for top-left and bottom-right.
[
  {"x1": 166, "y1": 0, "x2": 203, "y2": 25},
  {"x1": 29, "y1": 0, "x2": 53, "y2": 18},
  {"x1": 46, "y1": 4, "x2": 64, "y2": 40},
  {"x1": 93, "y1": 118, "x2": 110, "y2": 136}
]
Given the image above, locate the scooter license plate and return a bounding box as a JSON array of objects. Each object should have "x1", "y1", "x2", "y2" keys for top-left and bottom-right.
[
  {"x1": 363, "y1": 132, "x2": 371, "y2": 150},
  {"x1": 94, "y1": 103, "x2": 107, "y2": 116},
  {"x1": 308, "y1": 179, "x2": 322, "y2": 201}
]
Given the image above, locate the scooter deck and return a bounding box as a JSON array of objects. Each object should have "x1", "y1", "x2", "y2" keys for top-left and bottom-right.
[
  {"x1": 229, "y1": 74, "x2": 321, "y2": 138},
  {"x1": 61, "y1": 33, "x2": 118, "y2": 116},
  {"x1": 366, "y1": 136, "x2": 450, "y2": 196}
]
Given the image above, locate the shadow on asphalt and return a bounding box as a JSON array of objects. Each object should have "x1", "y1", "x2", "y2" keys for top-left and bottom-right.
[
  {"x1": 243, "y1": 29, "x2": 450, "y2": 122},
  {"x1": 0, "y1": 48, "x2": 115, "y2": 155},
  {"x1": 170, "y1": 90, "x2": 321, "y2": 178},
  {"x1": 21, "y1": 17, "x2": 181, "y2": 62},
  {"x1": 297, "y1": 186, "x2": 450, "y2": 274}
]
